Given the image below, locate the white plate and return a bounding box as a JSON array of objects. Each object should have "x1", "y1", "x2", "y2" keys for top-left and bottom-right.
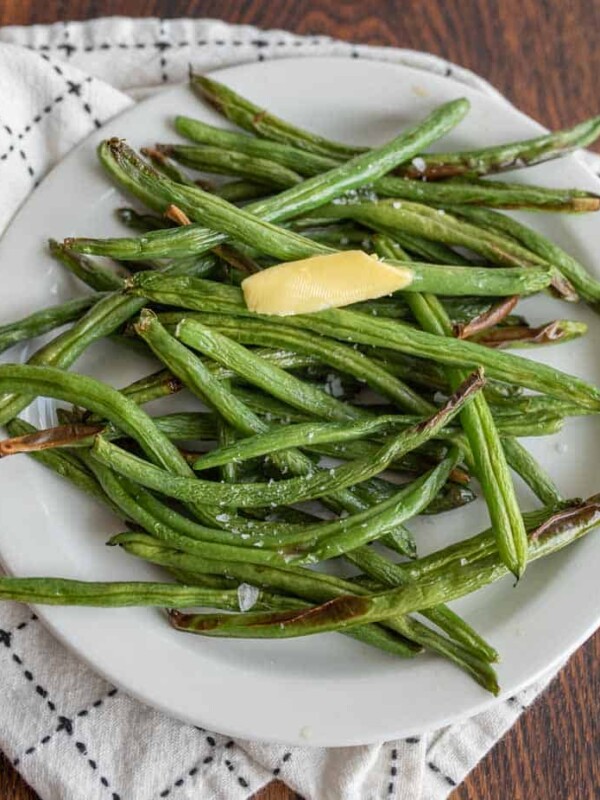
[{"x1": 1, "y1": 57, "x2": 600, "y2": 747}]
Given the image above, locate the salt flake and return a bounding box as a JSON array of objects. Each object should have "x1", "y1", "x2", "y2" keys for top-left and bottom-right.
[{"x1": 237, "y1": 583, "x2": 260, "y2": 612}]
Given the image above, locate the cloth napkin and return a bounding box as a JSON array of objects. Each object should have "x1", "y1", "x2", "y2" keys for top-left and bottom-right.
[{"x1": 0, "y1": 16, "x2": 595, "y2": 800}]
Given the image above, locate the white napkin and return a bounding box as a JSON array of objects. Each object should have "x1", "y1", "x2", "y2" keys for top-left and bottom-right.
[{"x1": 0, "y1": 16, "x2": 593, "y2": 800}]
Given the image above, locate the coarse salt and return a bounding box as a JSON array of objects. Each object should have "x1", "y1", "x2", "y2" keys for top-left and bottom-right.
[{"x1": 237, "y1": 583, "x2": 260, "y2": 612}]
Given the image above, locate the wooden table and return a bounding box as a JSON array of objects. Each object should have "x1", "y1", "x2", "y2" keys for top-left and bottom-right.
[{"x1": 1, "y1": 1, "x2": 600, "y2": 798}]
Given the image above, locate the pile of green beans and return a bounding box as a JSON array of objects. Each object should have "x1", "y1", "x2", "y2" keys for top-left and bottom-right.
[{"x1": 2, "y1": 72, "x2": 600, "y2": 695}]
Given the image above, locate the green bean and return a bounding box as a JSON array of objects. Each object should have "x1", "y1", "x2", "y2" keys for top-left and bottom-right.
[
  {"x1": 0, "y1": 412, "x2": 219, "y2": 456},
  {"x1": 130, "y1": 273, "x2": 600, "y2": 409},
  {"x1": 86, "y1": 452, "x2": 267, "y2": 549},
  {"x1": 0, "y1": 576, "x2": 268, "y2": 608},
  {"x1": 0, "y1": 295, "x2": 144, "y2": 425},
  {"x1": 315, "y1": 200, "x2": 575, "y2": 299},
  {"x1": 48, "y1": 239, "x2": 125, "y2": 291},
  {"x1": 140, "y1": 146, "x2": 202, "y2": 188},
  {"x1": 135, "y1": 312, "x2": 282, "y2": 437},
  {"x1": 190, "y1": 75, "x2": 600, "y2": 178},
  {"x1": 90, "y1": 465, "x2": 299, "y2": 567},
  {"x1": 491, "y1": 394, "x2": 595, "y2": 420},
  {"x1": 127, "y1": 537, "x2": 426, "y2": 659},
  {"x1": 93, "y1": 368, "x2": 481, "y2": 507},
  {"x1": 376, "y1": 236, "x2": 527, "y2": 577},
  {"x1": 104, "y1": 365, "x2": 552, "y2": 446},
  {"x1": 122, "y1": 313, "x2": 429, "y2": 552},
  {"x1": 471, "y1": 319, "x2": 587, "y2": 349},
  {"x1": 118, "y1": 534, "x2": 497, "y2": 690},
  {"x1": 361, "y1": 503, "x2": 572, "y2": 586},
  {"x1": 127, "y1": 314, "x2": 402, "y2": 544},
  {"x1": 376, "y1": 350, "x2": 524, "y2": 405},
  {"x1": 169, "y1": 124, "x2": 600, "y2": 212},
  {"x1": 173, "y1": 566, "x2": 424, "y2": 657},
  {"x1": 80, "y1": 446, "x2": 326, "y2": 542},
  {"x1": 446, "y1": 205, "x2": 600, "y2": 310},
  {"x1": 192, "y1": 73, "x2": 369, "y2": 159},
  {"x1": 217, "y1": 415, "x2": 238, "y2": 488},
  {"x1": 502, "y1": 437, "x2": 563, "y2": 506},
  {"x1": 170, "y1": 314, "x2": 368, "y2": 423},
  {"x1": 228, "y1": 387, "x2": 313, "y2": 424},
  {"x1": 397, "y1": 117, "x2": 600, "y2": 179},
  {"x1": 160, "y1": 313, "x2": 434, "y2": 415},
  {"x1": 91, "y1": 384, "x2": 475, "y2": 507},
  {"x1": 0, "y1": 229, "x2": 217, "y2": 426},
  {"x1": 352, "y1": 474, "x2": 477, "y2": 515},
  {"x1": 0, "y1": 365, "x2": 191, "y2": 476},
  {"x1": 302, "y1": 438, "x2": 457, "y2": 481},
  {"x1": 69, "y1": 96, "x2": 470, "y2": 261},
  {"x1": 168, "y1": 494, "x2": 600, "y2": 642},
  {"x1": 4, "y1": 419, "x2": 122, "y2": 515},
  {"x1": 0, "y1": 295, "x2": 102, "y2": 356},
  {"x1": 373, "y1": 178, "x2": 600, "y2": 213},
  {"x1": 379, "y1": 229, "x2": 474, "y2": 266},
  {"x1": 115, "y1": 344, "x2": 319, "y2": 407},
  {"x1": 111, "y1": 455, "x2": 455, "y2": 563},
  {"x1": 344, "y1": 546, "x2": 498, "y2": 663},
  {"x1": 489, "y1": 413, "x2": 564, "y2": 437},
  {"x1": 116, "y1": 368, "x2": 183, "y2": 407},
  {"x1": 360, "y1": 200, "x2": 553, "y2": 269},
  {"x1": 163, "y1": 310, "x2": 528, "y2": 409},
  {"x1": 191, "y1": 415, "x2": 429, "y2": 471},
  {"x1": 157, "y1": 144, "x2": 303, "y2": 189},
  {"x1": 112, "y1": 179, "x2": 554, "y2": 297},
  {"x1": 132, "y1": 312, "x2": 376, "y2": 515},
  {"x1": 248, "y1": 477, "x2": 428, "y2": 552},
  {"x1": 290, "y1": 314, "x2": 596, "y2": 408},
  {"x1": 0, "y1": 338, "x2": 252, "y2": 532}
]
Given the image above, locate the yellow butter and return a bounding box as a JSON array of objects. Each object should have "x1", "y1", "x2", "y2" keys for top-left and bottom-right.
[{"x1": 241, "y1": 251, "x2": 413, "y2": 316}]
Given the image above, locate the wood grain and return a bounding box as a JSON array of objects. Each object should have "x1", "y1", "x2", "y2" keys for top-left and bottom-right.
[{"x1": 1, "y1": 2, "x2": 600, "y2": 799}]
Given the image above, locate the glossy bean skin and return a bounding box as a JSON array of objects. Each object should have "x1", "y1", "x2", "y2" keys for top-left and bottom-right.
[
  {"x1": 168, "y1": 495, "x2": 600, "y2": 642},
  {"x1": 70, "y1": 96, "x2": 469, "y2": 261},
  {"x1": 128, "y1": 273, "x2": 600, "y2": 409},
  {"x1": 0, "y1": 295, "x2": 102, "y2": 356},
  {"x1": 173, "y1": 116, "x2": 600, "y2": 212},
  {"x1": 191, "y1": 74, "x2": 600, "y2": 179},
  {"x1": 91, "y1": 403, "x2": 472, "y2": 507}
]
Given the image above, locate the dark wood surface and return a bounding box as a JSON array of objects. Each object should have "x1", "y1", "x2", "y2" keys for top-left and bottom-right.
[{"x1": 1, "y1": 1, "x2": 599, "y2": 798}]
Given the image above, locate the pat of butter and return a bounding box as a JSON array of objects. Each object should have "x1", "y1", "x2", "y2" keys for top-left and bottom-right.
[{"x1": 242, "y1": 251, "x2": 413, "y2": 316}]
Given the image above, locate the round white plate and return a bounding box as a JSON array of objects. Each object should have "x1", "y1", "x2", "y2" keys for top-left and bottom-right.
[{"x1": 1, "y1": 57, "x2": 600, "y2": 747}]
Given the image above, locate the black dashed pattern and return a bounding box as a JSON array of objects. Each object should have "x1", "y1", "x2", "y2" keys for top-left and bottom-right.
[
  {"x1": 1, "y1": 615, "x2": 60, "y2": 717},
  {"x1": 0, "y1": 63, "x2": 71, "y2": 167},
  {"x1": 272, "y1": 750, "x2": 292, "y2": 777},
  {"x1": 158, "y1": 20, "x2": 170, "y2": 83},
  {"x1": 387, "y1": 747, "x2": 398, "y2": 795},
  {"x1": 427, "y1": 760, "x2": 457, "y2": 787},
  {"x1": 507, "y1": 695, "x2": 528, "y2": 712},
  {"x1": 157, "y1": 736, "x2": 252, "y2": 797},
  {"x1": 21, "y1": 35, "x2": 333, "y2": 58},
  {"x1": 7, "y1": 666, "x2": 120, "y2": 797}
]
